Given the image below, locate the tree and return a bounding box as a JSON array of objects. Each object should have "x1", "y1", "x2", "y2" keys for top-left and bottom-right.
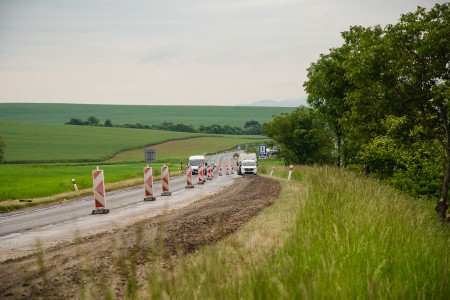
[
  {"x1": 304, "y1": 46, "x2": 353, "y2": 167},
  {"x1": 0, "y1": 136, "x2": 5, "y2": 163},
  {"x1": 65, "y1": 118, "x2": 84, "y2": 125},
  {"x1": 104, "y1": 119, "x2": 113, "y2": 127},
  {"x1": 87, "y1": 116, "x2": 100, "y2": 126},
  {"x1": 343, "y1": 4, "x2": 450, "y2": 219},
  {"x1": 263, "y1": 106, "x2": 334, "y2": 165}
]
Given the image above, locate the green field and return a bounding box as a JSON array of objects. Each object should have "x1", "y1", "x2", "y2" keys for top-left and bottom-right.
[
  {"x1": 0, "y1": 120, "x2": 264, "y2": 163},
  {"x1": 0, "y1": 103, "x2": 294, "y2": 128},
  {"x1": 0, "y1": 136, "x2": 266, "y2": 204}
]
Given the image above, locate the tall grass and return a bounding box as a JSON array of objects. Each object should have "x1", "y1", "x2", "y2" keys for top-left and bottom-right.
[{"x1": 148, "y1": 166, "x2": 449, "y2": 299}]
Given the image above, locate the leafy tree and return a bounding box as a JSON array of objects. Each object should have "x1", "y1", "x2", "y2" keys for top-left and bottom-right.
[
  {"x1": 304, "y1": 46, "x2": 353, "y2": 167},
  {"x1": 65, "y1": 118, "x2": 84, "y2": 125},
  {"x1": 87, "y1": 116, "x2": 100, "y2": 126},
  {"x1": 263, "y1": 106, "x2": 334, "y2": 165},
  {"x1": 0, "y1": 136, "x2": 5, "y2": 163},
  {"x1": 343, "y1": 3, "x2": 450, "y2": 219},
  {"x1": 104, "y1": 119, "x2": 113, "y2": 127}
]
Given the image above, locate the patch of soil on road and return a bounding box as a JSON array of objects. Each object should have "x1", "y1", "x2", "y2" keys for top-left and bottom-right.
[{"x1": 0, "y1": 176, "x2": 281, "y2": 299}]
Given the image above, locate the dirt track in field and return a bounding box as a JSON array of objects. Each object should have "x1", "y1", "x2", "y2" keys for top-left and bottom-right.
[{"x1": 0, "y1": 176, "x2": 281, "y2": 299}]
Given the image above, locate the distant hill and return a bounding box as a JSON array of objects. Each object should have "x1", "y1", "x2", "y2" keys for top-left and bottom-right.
[
  {"x1": 245, "y1": 97, "x2": 308, "y2": 107},
  {"x1": 0, "y1": 103, "x2": 295, "y2": 128}
]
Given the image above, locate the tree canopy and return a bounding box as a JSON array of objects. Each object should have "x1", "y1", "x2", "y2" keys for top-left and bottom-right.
[{"x1": 302, "y1": 3, "x2": 450, "y2": 219}]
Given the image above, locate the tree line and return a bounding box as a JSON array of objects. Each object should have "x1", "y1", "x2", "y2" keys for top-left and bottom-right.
[
  {"x1": 65, "y1": 117, "x2": 264, "y2": 135},
  {"x1": 264, "y1": 3, "x2": 450, "y2": 220}
]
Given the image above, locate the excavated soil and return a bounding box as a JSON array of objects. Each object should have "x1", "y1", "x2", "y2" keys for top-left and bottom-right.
[{"x1": 0, "y1": 176, "x2": 281, "y2": 299}]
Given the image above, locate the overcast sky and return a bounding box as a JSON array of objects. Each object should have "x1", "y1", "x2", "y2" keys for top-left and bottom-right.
[{"x1": 0, "y1": 0, "x2": 445, "y2": 106}]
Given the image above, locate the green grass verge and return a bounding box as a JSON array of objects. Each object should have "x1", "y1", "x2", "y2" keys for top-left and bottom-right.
[{"x1": 143, "y1": 165, "x2": 449, "y2": 299}]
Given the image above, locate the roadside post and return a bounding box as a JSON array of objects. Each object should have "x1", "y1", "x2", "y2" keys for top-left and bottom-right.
[
  {"x1": 92, "y1": 167, "x2": 109, "y2": 214},
  {"x1": 144, "y1": 165, "x2": 156, "y2": 201},
  {"x1": 71, "y1": 178, "x2": 78, "y2": 191},
  {"x1": 288, "y1": 165, "x2": 293, "y2": 181},
  {"x1": 161, "y1": 165, "x2": 171, "y2": 196},
  {"x1": 270, "y1": 167, "x2": 274, "y2": 177},
  {"x1": 185, "y1": 165, "x2": 195, "y2": 188}
]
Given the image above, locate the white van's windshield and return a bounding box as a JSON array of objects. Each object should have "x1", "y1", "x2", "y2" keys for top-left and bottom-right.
[
  {"x1": 189, "y1": 159, "x2": 204, "y2": 166},
  {"x1": 243, "y1": 160, "x2": 256, "y2": 166}
]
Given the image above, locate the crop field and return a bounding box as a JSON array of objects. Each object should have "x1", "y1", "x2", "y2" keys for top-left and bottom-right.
[
  {"x1": 0, "y1": 120, "x2": 204, "y2": 163},
  {"x1": 107, "y1": 136, "x2": 267, "y2": 162},
  {"x1": 0, "y1": 103, "x2": 294, "y2": 128}
]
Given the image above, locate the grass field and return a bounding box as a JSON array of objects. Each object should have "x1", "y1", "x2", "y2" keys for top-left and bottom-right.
[
  {"x1": 135, "y1": 165, "x2": 450, "y2": 298},
  {"x1": 0, "y1": 103, "x2": 294, "y2": 128},
  {"x1": 0, "y1": 137, "x2": 266, "y2": 206},
  {"x1": 0, "y1": 121, "x2": 264, "y2": 163}
]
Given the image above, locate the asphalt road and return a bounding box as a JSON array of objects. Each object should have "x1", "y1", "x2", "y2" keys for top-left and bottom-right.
[{"x1": 0, "y1": 153, "x2": 239, "y2": 259}]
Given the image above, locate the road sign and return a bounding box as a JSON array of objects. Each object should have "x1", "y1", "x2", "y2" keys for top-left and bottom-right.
[
  {"x1": 258, "y1": 144, "x2": 267, "y2": 159},
  {"x1": 144, "y1": 149, "x2": 156, "y2": 162}
]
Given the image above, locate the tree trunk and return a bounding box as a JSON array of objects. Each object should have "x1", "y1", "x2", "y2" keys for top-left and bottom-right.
[
  {"x1": 336, "y1": 135, "x2": 341, "y2": 168},
  {"x1": 435, "y1": 109, "x2": 450, "y2": 221},
  {"x1": 436, "y1": 155, "x2": 450, "y2": 221}
]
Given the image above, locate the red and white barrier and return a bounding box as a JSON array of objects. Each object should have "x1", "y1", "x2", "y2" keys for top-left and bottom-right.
[
  {"x1": 288, "y1": 165, "x2": 293, "y2": 181},
  {"x1": 144, "y1": 166, "x2": 156, "y2": 201},
  {"x1": 231, "y1": 164, "x2": 235, "y2": 174},
  {"x1": 198, "y1": 164, "x2": 205, "y2": 184},
  {"x1": 161, "y1": 165, "x2": 171, "y2": 196},
  {"x1": 185, "y1": 165, "x2": 195, "y2": 188},
  {"x1": 207, "y1": 164, "x2": 212, "y2": 180},
  {"x1": 219, "y1": 164, "x2": 223, "y2": 176},
  {"x1": 92, "y1": 167, "x2": 109, "y2": 214},
  {"x1": 226, "y1": 164, "x2": 229, "y2": 175}
]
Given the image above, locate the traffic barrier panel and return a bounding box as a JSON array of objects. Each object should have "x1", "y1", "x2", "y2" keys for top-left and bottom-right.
[
  {"x1": 144, "y1": 166, "x2": 156, "y2": 201},
  {"x1": 92, "y1": 167, "x2": 109, "y2": 214},
  {"x1": 219, "y1": 164, "x2": 223, "y2": 176},
  {"x1": 198, "y1": 164, "x2": 205, "y2": 184},
  {"x1": 288, "y1": 165, "x2": 293, "y2": 181},
  {"x1": 186, "y1": 165, "x2": 195, "y2": 188},
  {"x1": 226, "y1": 164, "x2": 229, "y2": 175},
  {"x1": 161, "y1": 165, "x2": 172, "y2": 196},
  {"x1": 207, "y1": 164, "x2": 212, "y2": 180},
  {"x1": 231, "y1": 164, "x2": 235, "y2": 174}
]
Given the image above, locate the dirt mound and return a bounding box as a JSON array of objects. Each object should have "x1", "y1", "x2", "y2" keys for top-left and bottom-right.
[{"x1": 0, "y1": 176, "x2": 281, "y2": 299}]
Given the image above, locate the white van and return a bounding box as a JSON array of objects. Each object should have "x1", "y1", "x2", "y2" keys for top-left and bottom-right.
[{"x1": 189, "y1": 155, "x2": 205, "y2": 174}]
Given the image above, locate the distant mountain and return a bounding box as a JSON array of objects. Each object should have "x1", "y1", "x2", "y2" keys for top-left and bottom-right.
[{"x1": 245, "y1": 96, "x2": 308, "y2": 107}]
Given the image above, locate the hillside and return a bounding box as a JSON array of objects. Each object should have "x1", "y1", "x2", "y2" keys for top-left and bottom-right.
[{"x1": 0, "y1": 103, "x2": 294, "y2": 128}]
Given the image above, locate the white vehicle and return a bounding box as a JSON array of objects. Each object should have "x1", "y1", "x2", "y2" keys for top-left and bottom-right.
[
  {"x1": 239, "y1": 153, "x2": 257, "y2": 162},
  {"x1": 240, "y1": 159, "x2": 257, "y2": 175},
  {"x1": 189, "y1": 155, "x2": 205, "y2": 174}
]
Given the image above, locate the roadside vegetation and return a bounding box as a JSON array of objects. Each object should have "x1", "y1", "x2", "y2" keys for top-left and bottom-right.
[
  {"x1": 264, "y1": 4, "x2": 450, "y2": 220},
  {"x1": 149, "y1": 166, "x2": 449, "y2": 298}
]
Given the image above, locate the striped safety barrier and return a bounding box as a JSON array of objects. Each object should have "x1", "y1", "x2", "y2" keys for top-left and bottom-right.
[
  {"x1": 144, "y1": 166, "x2": 156, "y2": 201},
  {"x1": 92, "y1": 167, "x2": 109, "y2": 214}
]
